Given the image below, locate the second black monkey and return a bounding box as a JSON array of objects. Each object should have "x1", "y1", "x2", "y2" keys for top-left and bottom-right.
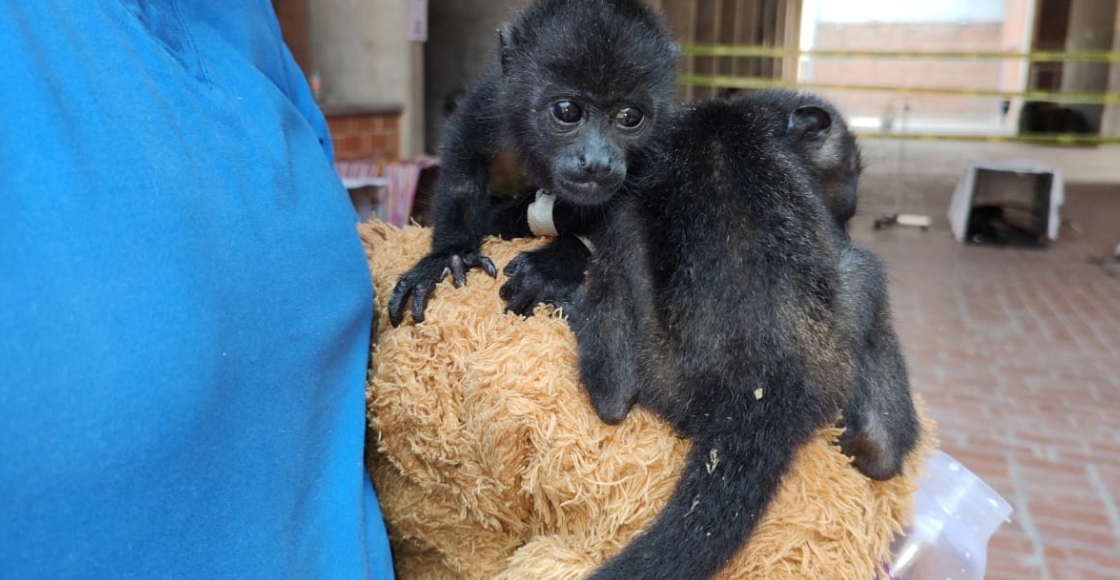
[
  {"x1": 569, "y1": 97, "x2": 855, "y2": 580},
  {"x1": 747, "y1": 89, "x2": 920, "y2": 480},
  {"x1": 387, "y1": 0, "x2": 678, "y2": 326},
  {"x1": 502, "y1": 89, "x2": 920, "y2": 482}
]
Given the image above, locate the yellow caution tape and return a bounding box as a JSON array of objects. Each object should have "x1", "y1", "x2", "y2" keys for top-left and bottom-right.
[
  {"x1": 677, "y1": 74, "x2": 1120, "y2": 105},
  {"x1": 854, "y1": 132, "x2": 1120, "y2": 145},
  {"x1": 682, "y1": 44, "x2": 1120, "y2": 63}
]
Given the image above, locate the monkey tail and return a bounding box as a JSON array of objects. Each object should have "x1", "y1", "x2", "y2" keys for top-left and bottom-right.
[{"x1": 588, "y1": 413, "x2": 818, "y2": 580}]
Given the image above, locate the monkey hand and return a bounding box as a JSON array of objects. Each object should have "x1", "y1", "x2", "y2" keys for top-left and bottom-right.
[
  {"x1": 499, "y1": 235, "x2": 591, "y2": 316},
  {"x1": 387, "y1": 250, "x2": 497, "y2": 327}
]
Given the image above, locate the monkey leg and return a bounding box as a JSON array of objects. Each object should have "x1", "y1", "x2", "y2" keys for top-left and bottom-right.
[
  {"x1": 835, "y1": 245, "x2": 920, "y2": 480},
  {"x1": 569, "y1": 284, "x2": 642, "y2": 424}
]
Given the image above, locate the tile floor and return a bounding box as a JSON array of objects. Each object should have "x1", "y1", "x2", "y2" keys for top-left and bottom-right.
[{"x1": 852, "y1": 141, "x2": 1120, "y2": 580}]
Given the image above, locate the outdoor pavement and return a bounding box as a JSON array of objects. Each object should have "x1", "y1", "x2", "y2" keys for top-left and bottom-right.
[{"x1": 852, "y1": 140, "x2": 1120, "y2": 580}]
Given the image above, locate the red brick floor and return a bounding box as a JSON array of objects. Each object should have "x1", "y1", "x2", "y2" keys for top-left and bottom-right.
[{"x1": 850, "y1": 208, "x2": 1120, "y2": 580}]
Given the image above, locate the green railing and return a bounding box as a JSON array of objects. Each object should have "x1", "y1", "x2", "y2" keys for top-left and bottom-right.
[{"x1": 677, "y1": 45, "x2": 1120, "y2": 144}]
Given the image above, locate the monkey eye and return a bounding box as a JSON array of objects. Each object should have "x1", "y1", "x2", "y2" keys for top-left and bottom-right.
[
  {"x1": 615, "y1": 107, "x2": 644, "y2": 129},
  {"x1": 551, "y1": 101, "x2": 583, "y2": 124}
]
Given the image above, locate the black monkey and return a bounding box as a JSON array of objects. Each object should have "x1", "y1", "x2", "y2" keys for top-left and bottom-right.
[
  {"x1": 497, "y1": 88, "x2": 920, "y2": 481},
  {"x1": 496, "y1": 89, "x2": 860, "y2": 315},
  {"x1": 386, "y1": 0, "x2": 678, "y2": 327},
  {"x1": 567, "y1": 97, "x2": 898, "y2": 580},
  {"x1": 744, "y1": 89, "x2": 920, "y2": 480}
]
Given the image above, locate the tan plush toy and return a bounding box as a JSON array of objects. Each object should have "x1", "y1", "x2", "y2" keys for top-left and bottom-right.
[{"x1": 360, "y1": 219, "x2": 936, "y2": 580}]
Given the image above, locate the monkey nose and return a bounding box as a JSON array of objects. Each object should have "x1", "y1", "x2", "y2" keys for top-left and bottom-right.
[{"x1": 577, "y1": 155, "x2": 613, "y2": 180}]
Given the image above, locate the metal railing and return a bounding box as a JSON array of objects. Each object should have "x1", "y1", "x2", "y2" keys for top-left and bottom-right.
[{"x1": 676, "y1": 45, "x2": 1120, "y2": 144}]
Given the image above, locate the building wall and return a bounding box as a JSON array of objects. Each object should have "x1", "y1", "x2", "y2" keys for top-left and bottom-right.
[
  {"x1": 308, "y1": 0, "x2": 425, "y2": 156},
  {"x1": 806, "y1": 21, "x2": 1013, "y2": 118},
  {"x1": 1000, "y1": 0, "x2": 1036, "y2": 122},
  {"x1": 272, "y1": 0, "x2": 311, "y2": 74},
  {"x1": 325, "y1": 106, "x2": 403, "y2": 161}
]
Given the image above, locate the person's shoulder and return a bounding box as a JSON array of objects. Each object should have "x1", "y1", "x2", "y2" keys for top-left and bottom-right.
[
  {"x1": 178, "y1": 1, "x2": 293, "y2": 77},
  {"x1": 178, "y1": 1, "x2": 332, "y2": 159}
]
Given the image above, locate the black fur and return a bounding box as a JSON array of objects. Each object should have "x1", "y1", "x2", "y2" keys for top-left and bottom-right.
[
  {"x1": 746, "y1": 89, "x2": 863, "y2": 229},
  {"x1": 386, "y1": 0, "x2": 678, "y2": 326},
  {"x1": 834, "y1": 242, "x2": 920, "y2": 480},
  {"x1": 496, "y1": 89, "x2": 863, "y2": 315},
  {"x1": 570, "y1": 98, "x2": 856, "y2": 580},
  {"x1": 486, "y1": 189, "x2": 612, "y2": 314},
  {"x1": 741, "y1": 90, "x2": 920, "y2": 480},
  {"x1": 495, "y1": 88, "x2": 920, "y2": 482},
  {"x1": 499, "y1": 233, "x2": 592, "y2": 314}
]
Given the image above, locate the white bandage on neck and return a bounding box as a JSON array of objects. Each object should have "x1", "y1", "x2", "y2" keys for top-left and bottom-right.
[
  {"x1": 527, "y1": 189, "x2": 559, "y2": 237},
  {"x1": 526, "y1": 189, "x2": 595, "y2": 252}
]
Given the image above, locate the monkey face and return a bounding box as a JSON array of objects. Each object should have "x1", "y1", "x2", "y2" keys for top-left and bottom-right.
[
  {"x1": 496, "y1": 0, "x2": 679, "y2": 207},
  {"x1": 530, "y1": 96, "x2": 653, "y2": 206},
  {"x1": 501, "y1": 74, "x2": 660, "y2": 206}
]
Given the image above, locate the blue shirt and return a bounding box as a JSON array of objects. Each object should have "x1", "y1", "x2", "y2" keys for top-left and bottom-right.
[{"x1": 0, "y1": 1, "x2": 394, "y2": 578}]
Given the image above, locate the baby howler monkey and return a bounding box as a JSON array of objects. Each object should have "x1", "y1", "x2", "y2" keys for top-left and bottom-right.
[
  {"x1": 569, "y1": 95, "x2": 918, "y2": 580},
  {"x1": 386, "y1": 0, "x2": 679, "y2": 327}
]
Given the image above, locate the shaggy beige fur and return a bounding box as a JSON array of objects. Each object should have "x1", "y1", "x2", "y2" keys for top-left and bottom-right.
[{"x1": 360, "y1": 219, "x2": 936, "y2": 580}]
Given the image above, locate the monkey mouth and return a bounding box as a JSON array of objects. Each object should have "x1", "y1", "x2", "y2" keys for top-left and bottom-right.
[{"x1": 554, "y1": 176, "x2": 624, "y2": 206}]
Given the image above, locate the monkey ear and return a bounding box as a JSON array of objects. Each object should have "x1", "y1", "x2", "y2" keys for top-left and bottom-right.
[
  {"x1": 788, "y1": 106, "x2": 832, "y2": 142},
  {"x1": 498, "y1": 23, "x2": 515, "y2": 76}
]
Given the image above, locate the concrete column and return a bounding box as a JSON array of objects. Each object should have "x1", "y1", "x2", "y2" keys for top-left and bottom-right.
[
  {"x1": 309, "y1": 0, "x2": 426, "y2": 156},
  {"x1": 1060, "y1": 0, "x2": 1118, "y2": 133},
  {"x1": 1100, "y1": 1, "x2": 1120, "y2": 137},
  {"x1": 999, "y1": 0, "x2": 1034, "y2": 124}
]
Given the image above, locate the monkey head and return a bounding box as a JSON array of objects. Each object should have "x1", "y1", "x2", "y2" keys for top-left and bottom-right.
[
  {"x1": 496, "y1": 0, "x2": 679, "y2": 207},
  {"x1": 745, "y1": 90, "x2": 863, "y2": 226},
  {"x1": 788, "y1": 101, "x2": 862, "y2": 225}
]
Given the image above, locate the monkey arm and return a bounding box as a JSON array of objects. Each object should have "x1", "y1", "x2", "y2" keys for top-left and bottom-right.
[
  {"x1": 835, "y1": 244, "x2": 920, "y2": 480},
  {"x1": 570, "y1": 283, "x2": 642, "y2": 424},
  {"x1": 568, "y1": 203, "x2": 652, "y2": 424},
  {"x1": 387, "y1": 73, "x2": 503, "y2": 327},
  {"x1": 484, "y1": 193, "x2": 535, "y2": 240}
]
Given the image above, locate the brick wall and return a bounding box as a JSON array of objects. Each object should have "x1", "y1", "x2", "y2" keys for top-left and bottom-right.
[{"x1": 326, "y1": 111, "x2": 401, "y2": 161}]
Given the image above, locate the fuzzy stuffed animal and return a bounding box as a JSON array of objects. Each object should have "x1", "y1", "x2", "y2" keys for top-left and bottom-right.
[{"x1": 359, "y1": 219, "x2": 936, "y2": 580}]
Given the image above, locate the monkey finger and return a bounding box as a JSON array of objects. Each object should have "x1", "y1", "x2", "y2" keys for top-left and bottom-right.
[
  {"x1": 387, "y1": 284, "x2": 410, "y2": 327},
  {"x1": 387, "y1": 309, "x2": 404, "y2": 328},
  {"x1": 498, "y1": 276, "x2": 520, "y2": 302},
  {"x1": 479, "y1": 256, "x2": 497, "y2": 278},
  {"x1": 504, "y1": 283, "x2": 542, "y2": 317},
  {"x1": 449, "y1": 255, "x2": 468, "y2": 288},
  {"x1": 409, "y1": 285, "x2": 430, "y2": 324},
  {"x1": 503, "y1": 253, "x2": 528, "y2": 277},
  {"x1": 462, "y1": 253, "x2": 497, "y2": 278},
  {"x1": 503, "y1": 297, "x2": 531, "y2": 317}
]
